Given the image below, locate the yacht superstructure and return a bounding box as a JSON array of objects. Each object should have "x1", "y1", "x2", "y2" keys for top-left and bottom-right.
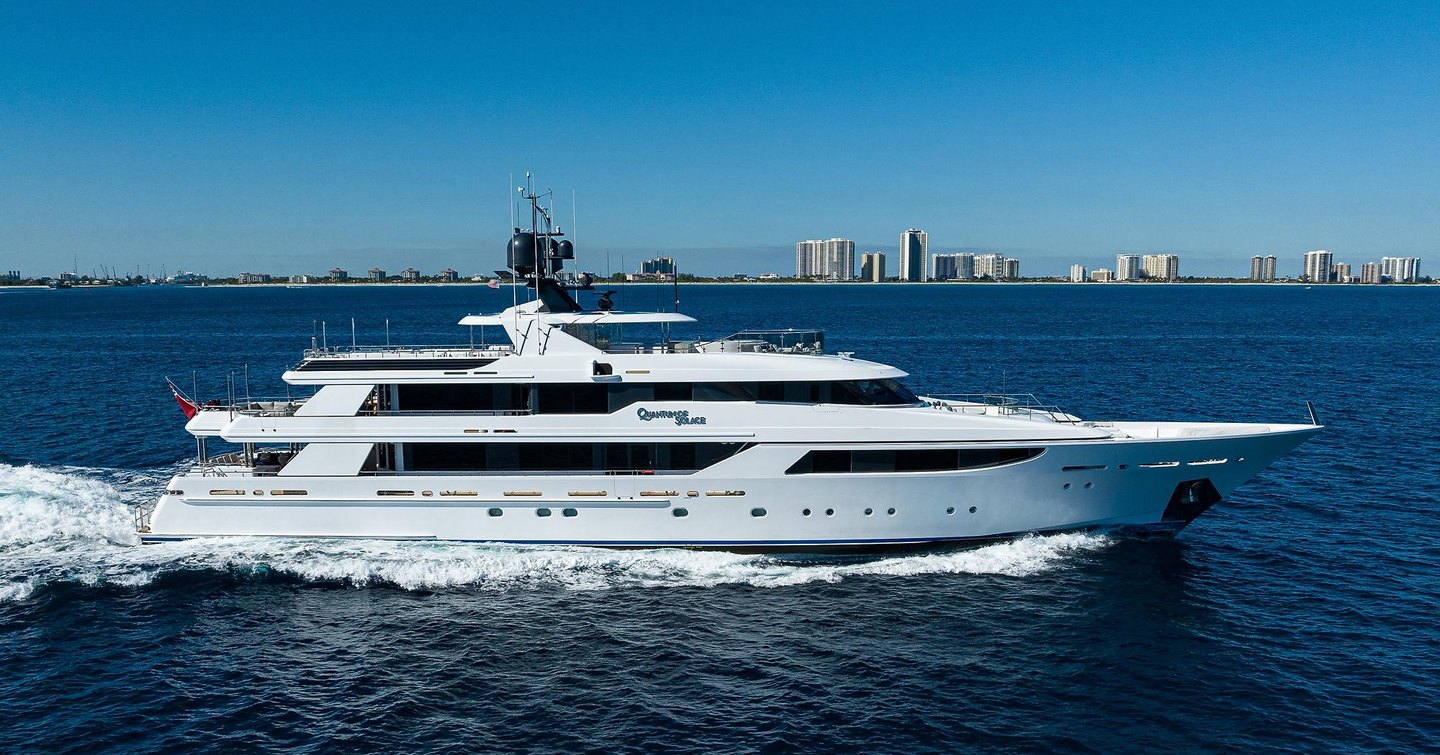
[{"x1": 140, "y1": 187, "x2": 1319, "y2": 551}]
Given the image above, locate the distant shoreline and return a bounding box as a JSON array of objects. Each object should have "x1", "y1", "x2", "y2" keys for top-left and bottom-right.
[{"x1": 5, "y1": 280, "x2": 1435, "y2": 290}]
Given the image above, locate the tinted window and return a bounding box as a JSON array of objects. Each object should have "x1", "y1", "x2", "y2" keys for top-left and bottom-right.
[
  {"x1": 695, "y1": 382, "x2": 755, "y2": 401},
  {"x1": 785, "y1": 447, "x2": 1043, "y2": 474},
  {"x1": 608, "y1": 384, "x2": 655, "y2": 412},
  {"x1": 653, "y1": 382, "x2": 693, "y2": 401},
  {"x1": 407, "y1": 443, "x2": 479, "y2": 471},
  {"x1": 403, "y1": 442, "x2": 751, "y2": 473},
  {"x1": 396, "y1": 384, "x2": 528, "y2": 412},
  {"x1": 392, "y1": 379, "x2": 919, "y2": 415},
  {"x1": 537, "y1": 384, "x2": 608, "y2": 414}
]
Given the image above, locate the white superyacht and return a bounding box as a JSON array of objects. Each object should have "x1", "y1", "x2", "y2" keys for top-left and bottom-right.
[{"x1": 139, "y1": 189, "x2": 1320, "y2": 551}]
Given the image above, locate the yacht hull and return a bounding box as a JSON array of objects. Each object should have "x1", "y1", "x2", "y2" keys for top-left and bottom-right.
[{"x1": 142, "y1": 426, "x2": 1317, "y2": 550}]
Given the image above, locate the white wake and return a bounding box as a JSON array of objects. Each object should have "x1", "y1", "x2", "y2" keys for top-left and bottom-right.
[{"x1": 0, "y1": 463, "x2": 1112, "y2": 602}]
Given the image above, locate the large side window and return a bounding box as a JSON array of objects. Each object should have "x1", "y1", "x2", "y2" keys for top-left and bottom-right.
[
  {"x1": 694, "y1": 382, "x2": 755, "y2": 401},
  {"x1": 402, "y1": 442, "x2": 750, "y2": 472},
  {"x1": 536, "y1": 384, "x2": 609, "y2": 414},
  {"x1": 608, "y1": 384, "x2": 655, "y2": 413},
  {"x1": 394, "y1": 384, "x2": 529, "y2": 412},
  {"x1": 786, "y1": 447, "x2": 1044, "y2": 474}
]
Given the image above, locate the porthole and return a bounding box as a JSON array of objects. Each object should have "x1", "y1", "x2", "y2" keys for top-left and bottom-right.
[
  {"x1": 864, "y1": 508, "x2": 873, "y2": 516},
  {"x1": 825, "y1": 509, "x2": 834, "y2": 517},
  {"x1": 487, "y1": 508, "x2": 503, "y2": 517},
  {"x1": 946, "y1": 507, "x2": 955, "y2": 515},
  {"x1": 1063, "y1": 483, "x2": 1071, "y2": 490},
  {"x1": 802, "y1": 509, "x2": 812, "y2": 517},
  {"x1": 750, "y1": 508, "x2": 767, "y2": 517},
  {"x1": 969, "y1": 506, "x2": 977, "y2": 514},
  {"x1": 673, "y1": 508, "x2": 689, "y2": 518},
  {"x1": 1084, "y1": 482, "x2": 1094, "y2": 489},
  {"x1": 536, "y1": 508, "x2": 552, "y2": 517},
  {"x1": 562, "y1": 508, "x2": 578, "y2": 517},
  {"x1": 887, "y1": 508, "x2": 896, "y2": 516}
]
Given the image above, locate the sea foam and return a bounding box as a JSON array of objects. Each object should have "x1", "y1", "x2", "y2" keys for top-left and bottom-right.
[{"x1": 0, "y1": 462, "x2": 1110, "y2": 602}]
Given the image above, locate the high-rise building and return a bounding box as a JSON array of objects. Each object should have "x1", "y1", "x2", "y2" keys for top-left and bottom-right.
[
  {"x1": 1142, "y1": 254, "x2": 1179, "y2": 281},
  {"x1": 368, "y1": 267, "x2": 386, "y2": 281},
  {"x1": 642, "y1": 257, "x2": 676, "y2": 275},
  {"x1": 860, "y1": 252, "x2": 886, "y2": 282},
  {"x1": 822, "y1": 239, "x2": 854, "y2": 280},
  {"x1": 1380, "y1": 256, "x2": 1422, "y2": 283},
  {"x1": 1331, "y1": 263, "x2": 1352, "y2": 283},
  {"x1": 974, "y1": 253, "x2": 1004, "y2": 280},
  {"x1": 328, "y1": 267, "x2": 348, "y2": 281},
  {"x1": 932, "y1": 254, "x2": 956, "y2": 281},
  {"x1": 931, "y1": 253, "x2": 974, "y2": 281},
  {"x1": 1263, "y1": 255, "x2": 1277, "y2": 281},
  {"x1": 1115, "y1": 254, "x2": 1141, "y2": 281},
  {"x1": 900, "y1": 229, "x2": 927, "y2": 281},
  {"x1": 956, "y1": 253, "x2": 975, "y2": 280},
  {"x1": 1250, "y1": 256, "x2": 1264, "y2": 281},
  {"x1": 1070, "y1": 264, "x2": 1088, "y2": 283},
  {"x1": 401, "y1": 267, "x2": 421, "y2": 281},
  {"x1": 969, "y1": 253, "x2": 1020, "y2": 280},
  {"x1": 1303, "y1": 250, "x2": 1334, "y2": 283},
  {"x1": 1360, "y1": 262, "x2": 1383, "y2": 284},
  {"x1": 795, "y1": 239, "x2": 853, "y2": 279},
  {"x1": 795, "y1": 240, "x2": 821, "y2": 278},
  {"x1": 1091, "y1": 269, "x2": 1114, "y2": 282}
]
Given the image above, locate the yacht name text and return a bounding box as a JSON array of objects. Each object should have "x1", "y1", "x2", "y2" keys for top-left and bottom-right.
[{"x1": 636, "y1": 408, "x2": 708, "y2": 426}]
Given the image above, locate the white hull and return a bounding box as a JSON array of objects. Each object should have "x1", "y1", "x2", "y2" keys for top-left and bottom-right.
[{"x1": 145, "y1": 426, "x2": 1316, "y2": 550}]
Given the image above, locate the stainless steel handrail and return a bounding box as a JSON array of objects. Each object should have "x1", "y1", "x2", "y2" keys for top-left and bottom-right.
[
  {"x1": 302, "y1": 344, "x2": 514, "y2": 359},
  {"x1": 925, "y1": 393, "x2": 1080, "y2": 424}
]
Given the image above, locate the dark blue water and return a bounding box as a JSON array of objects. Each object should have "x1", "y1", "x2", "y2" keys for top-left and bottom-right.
[{"x1": 1, "y1": 283, "x2": 1437, "y2": 752}]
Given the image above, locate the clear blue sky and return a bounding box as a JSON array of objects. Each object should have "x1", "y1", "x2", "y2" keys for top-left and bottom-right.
[{"x1": 2, "y1": 1, "x2": 1436, "y2": 278}]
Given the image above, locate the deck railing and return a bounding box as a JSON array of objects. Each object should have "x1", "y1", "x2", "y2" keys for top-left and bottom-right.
[
  {"x1": 925, "y1": 393, "x2": 1081, "y2": 424},
  {"x1": 687, "y1": 329, "x2": 826, "y2": 355},
  {"x1": 302, "y1": 344, "x2": 514, "y2": 359}
]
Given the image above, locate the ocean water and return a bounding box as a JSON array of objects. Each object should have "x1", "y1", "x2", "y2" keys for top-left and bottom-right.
[{"x1": 1, "y1": 282, "x2": 1437, "y2": 752}]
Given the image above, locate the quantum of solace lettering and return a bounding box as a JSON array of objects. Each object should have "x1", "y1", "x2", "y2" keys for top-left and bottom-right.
[{"x1": 636, "y1": 408, "x2": 708, "y2": 426}]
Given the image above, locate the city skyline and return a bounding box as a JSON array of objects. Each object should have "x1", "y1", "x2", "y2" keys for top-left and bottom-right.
[
  {"x1": 2, "y1": 4, "x2": 1436, "y2": 279},
  {"x1": 15, "y1": 244, "x2": 1425, "y2": 285}
]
